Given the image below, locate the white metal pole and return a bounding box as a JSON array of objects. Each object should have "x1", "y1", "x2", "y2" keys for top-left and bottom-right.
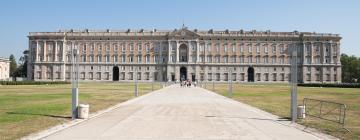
[{"x1": 71, "y1": 40, "x2": 79, "y2": 119}]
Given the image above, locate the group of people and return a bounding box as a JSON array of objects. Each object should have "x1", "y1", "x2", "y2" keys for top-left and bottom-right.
[{"x1": 180, "y1": 80, "x2": 197, "y2": 87}]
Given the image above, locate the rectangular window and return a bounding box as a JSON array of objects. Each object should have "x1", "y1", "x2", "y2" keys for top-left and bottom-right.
[
  {"x1": 122, "y1": 55, "x2": 126, "y2": 62},
  {"x1": 138, "y1": 55, "x2": 142, "y2": 63},
  {"x1": 232, "y1": 44, "x2": 236, "y2": 52},
  {"x1": 207, "y1": 43, "x2": 211, "y2": 52},
  {"x1": 248, "y1": 45, "x2": 252, "y2": 52},
  {"x1": 130, "y1": 44, "x2": 134, "y2": 51},
  {"x1": 224, "y1": 44, "x2": 228, "y2": 52},
  {"x1": 138, "y1": 44, "x2": 142, "y2": 51}
]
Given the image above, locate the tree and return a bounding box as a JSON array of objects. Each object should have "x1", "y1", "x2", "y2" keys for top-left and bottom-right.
[
  {"x1": 341, "y1": 53, "x2": 360, "y2": 83},
  {"x1": 9, "y1": 54, "x2": 17, "y2": 77}
]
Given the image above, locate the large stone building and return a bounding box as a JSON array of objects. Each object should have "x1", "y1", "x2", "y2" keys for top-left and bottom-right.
[
  {"x1": 27, "y1": 27, "x2": 342, "y2": 83},
  {"x1": 0, "y1": 57, "x2": 10, "y2": 80}
]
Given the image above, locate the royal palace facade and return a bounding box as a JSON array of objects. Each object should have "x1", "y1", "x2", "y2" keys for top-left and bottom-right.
[{"x1": 27, "y1": 27, "x2": 342, "y2": 83}]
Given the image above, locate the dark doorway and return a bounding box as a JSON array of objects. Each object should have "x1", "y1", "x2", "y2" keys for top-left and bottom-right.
[
  {"x1": 191, "y1": 74, "x2": 195, "y2": 82},
  {"x1": 180, "y1": 67, "x2": 187, "y2": 81},
  {"x1": 247, "y1": 67, "x2": 255, "y2": 82},
  {"x1": 179, "y1": 44, "x2": 188, "y2": 62},
  {"x1": 113, "y1": 66, "x2": 119, "y2": 81},
  {"x1": 171, "y1": 74, "x2": 175, "y2": 81}
]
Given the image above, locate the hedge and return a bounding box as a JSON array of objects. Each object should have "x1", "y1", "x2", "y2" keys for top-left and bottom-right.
[
  {"x1": 0, "y1": 81, "x2": 70, "y2": 85},
  {"x1": 298, "y1": 83, "x2": 360, "y2": 88}
]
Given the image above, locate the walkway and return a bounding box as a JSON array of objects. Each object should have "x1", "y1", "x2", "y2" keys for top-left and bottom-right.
[{"x1": 43, "y1": 85, "x2": 332, "y2": 140}]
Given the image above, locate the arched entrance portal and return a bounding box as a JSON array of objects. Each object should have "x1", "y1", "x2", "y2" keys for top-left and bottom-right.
[
  {"x1": 247, "y1": 67, "x2": 254, "y2": 82},
  {"x1": 179, "y1": 44, "x2": 188, "y2": 62},
  {"x1": 180, "y1": 67, "x2": 187, "y2": 81},
  {"x1": 113, "y1": 66, "x2": 119, "y2": 81}
]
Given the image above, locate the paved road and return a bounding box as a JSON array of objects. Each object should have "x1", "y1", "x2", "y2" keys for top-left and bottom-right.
[{"x1": 44, "y1": 85, "x2": 330, "y2": 140}]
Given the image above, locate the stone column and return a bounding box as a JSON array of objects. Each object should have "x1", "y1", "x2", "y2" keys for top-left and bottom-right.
[
  {"x1": 43, "y1": 41, "x2": 47, "y2": 62},
  {"x1": 54, "y1": 41, "x2": 58, "y2": 62},
  {"x1": 188, "y1": 41, "x2": 191, "y2": 63},
  {"x1": 159, "y1": 42, "x2": 163, "y2": 81},
  {"x1": 303, "y1": 43, "x2": 306, "y2": 64},
  {"x1": 36, "y1": 41, "x2": 39, "y2": 62},
  {"x1": 322, "y1": 42, "x2": 326, "y2": 64},
  {"x1": 176, "y1": 41, "x2": 179, "y2": 62},
  {"x1": 310, "y1": 42, "x2": 313, "y2": 64},
  {"x1": 330, "y1": 43, "x2": 334, "y2": 63},
  {"x1": 196, "y1": 40, "x2": 200, "y2": 63},
  {"x1": 168, "y1": 41, "x2": 171, "y2": 63},
  {"x1": 204, "y1": 41, "x2": 207, "y2": 63},
  {"x1": 62, "y1": 40, "x2": 66, "y2": 81}
]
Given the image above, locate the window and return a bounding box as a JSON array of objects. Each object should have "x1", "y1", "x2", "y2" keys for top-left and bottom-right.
[
  {"x1": 256, "y1": 44, "x2": 260, "y2": 53},
  {"x1": 306, "y1": 57, "x2": 311, "y2": 64},
  {"x1": 83, "y1": 44, "x2": 87, "y2": 51},
  {"x1": 130, "y1": 44, "x2": 134, "y2": 51},
  {"x1": 264, "y1": 57, "x2": 269, "y2": 63},
  {"x1": 138, "y1": 55, "x2": 142, "y2": 63},
  {"x1": 114, "y1": 45, "x2": 118, "y2": 51},
  {"x1": 122, "y1": 44, "x2": 126, "y2": 51},
  {"x1": 216, "y1": 56, "x2": 220, "y2": 63},
  {"x1": 280, "y1": 57, "x2": 285, "y2": 64},
  {"x1": 232, "y1": 44, "x2": 236, "y2": 52},
  {"x1": 146, "y1": 55, "x2": 150, "y2": 63},
  {"x1": 248, "y1": 56, "x2": 252, "y2": 63},
  {"x1": 224, "y1": 56, "x2": 228, "y2": 63},
  {"x1": 248, "y1": 45, "x2": 252, "y2": 52},
  {"x1": 98, "y1": 45, "x2": 102, "y2": 52},
  {"x1": 138, "y1": 44, "x2": 142, "y2": 51},
  {"x1": 207, "y1": 43, "x2": 211, "y2": 51},
  {"x1": 106, "y1": 55, "x2": 110, "y2": 62},
  {"x1": 280, "y1": 45, "x2": 284, "y2": 53},
  {"x1": 256, "y1": 56, "x2": 260, "y2": 63},
  {"x1": 272, "y1": 45, "x2": 276, "y2": 54},
  {"x1": 207, "y1": 56, "x2": 212, "y2": 63},
  {"x1": 240, "y1": 44, "x2": 244, "y2": 52},
  {"x1": 146, "y1": 44, "x2": 150, "y2": 52},
  {"x1": 208, "y1": 73, "x2": 212, "y2": 81},
  {"x1": 192, "y1": 55, "x2": 196, "y2": 62},
  {"x1": 106, "y1": 45, "x2": 110, "y2": 52},
  {"x1": 82, "y1": 55, "x2": 86, "y2": 62},
  {"x1": 97, "y1": 55, "x2": 102, "y2": 62},
  {"x1": 272, "y1": 57, "x2": 276, "y2": 64},
  {"x1": 130, "y1": 55, "x2": 134, "y2": 63},
  {"x1": 122, "y1": 55, "x2": 126, "y2": 62},
  {"x1": 231, "y1": 56, "x2": 236, "y2": 63},
  {"x1": 239, "y1": 56, "x2": 244, "y2": 63},
  {"x1": 216, "y1": 43, "x2": 220, "y2": 52},
  {"x1": 114, "y1": 55, "x2": 118, "y2": 62},
  {"x1": 91, "y1": 44, "x2": 95, "y2": 51},
  {"x1": 265, "y1": 46, "x2": 268, "y2": 53},
  {"x1": 200, "y1": 44, "x2": 204, "y2": 52},
  {"x1": 224, "y1": 44, "x2": 228, "y2": 52}
]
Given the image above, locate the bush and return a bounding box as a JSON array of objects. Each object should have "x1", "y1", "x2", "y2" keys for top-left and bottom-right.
[
  {"x1": 0, "y1": 81, "x2": 70, "y2": 85},
  {"x1": 298, "y1": 83, "x2": 360, "y2": 88}
]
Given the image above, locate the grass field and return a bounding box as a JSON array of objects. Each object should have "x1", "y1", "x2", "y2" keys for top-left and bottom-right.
[
  {"x1": 204, "y1": 83, "x2": 360, "y2": 140},
  {"x1": 0, "y1": 82, "x2": 162, "y2": 140}
]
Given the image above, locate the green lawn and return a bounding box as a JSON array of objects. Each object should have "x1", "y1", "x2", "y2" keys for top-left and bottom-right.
[
  {"x1": 0, "y1": 82, "x2": 162, "y2": 140},
  {"x1": 204, "y1": 83, "x2": 360, "y2": 140}
]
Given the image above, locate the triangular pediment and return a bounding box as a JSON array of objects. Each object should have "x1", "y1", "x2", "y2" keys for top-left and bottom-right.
[{"x1": 168, "y1": 28, "x2": 200, "y2": 39}]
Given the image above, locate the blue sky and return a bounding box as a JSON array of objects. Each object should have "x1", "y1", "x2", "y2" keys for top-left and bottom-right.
[{"x1": 0, "y1": 0, "x2": 359, "y2": 60}]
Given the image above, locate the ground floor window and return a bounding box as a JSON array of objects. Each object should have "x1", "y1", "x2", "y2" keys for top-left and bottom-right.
[
  {"x1": 216, "y1": 73, "x2": 220, "y2": 81},
  {"x1": 264, "y1": 73, "x2": 269, "y2": 81},
  {"x1": 240, "y1": 73, "x2": 245, "y2": 81}
]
